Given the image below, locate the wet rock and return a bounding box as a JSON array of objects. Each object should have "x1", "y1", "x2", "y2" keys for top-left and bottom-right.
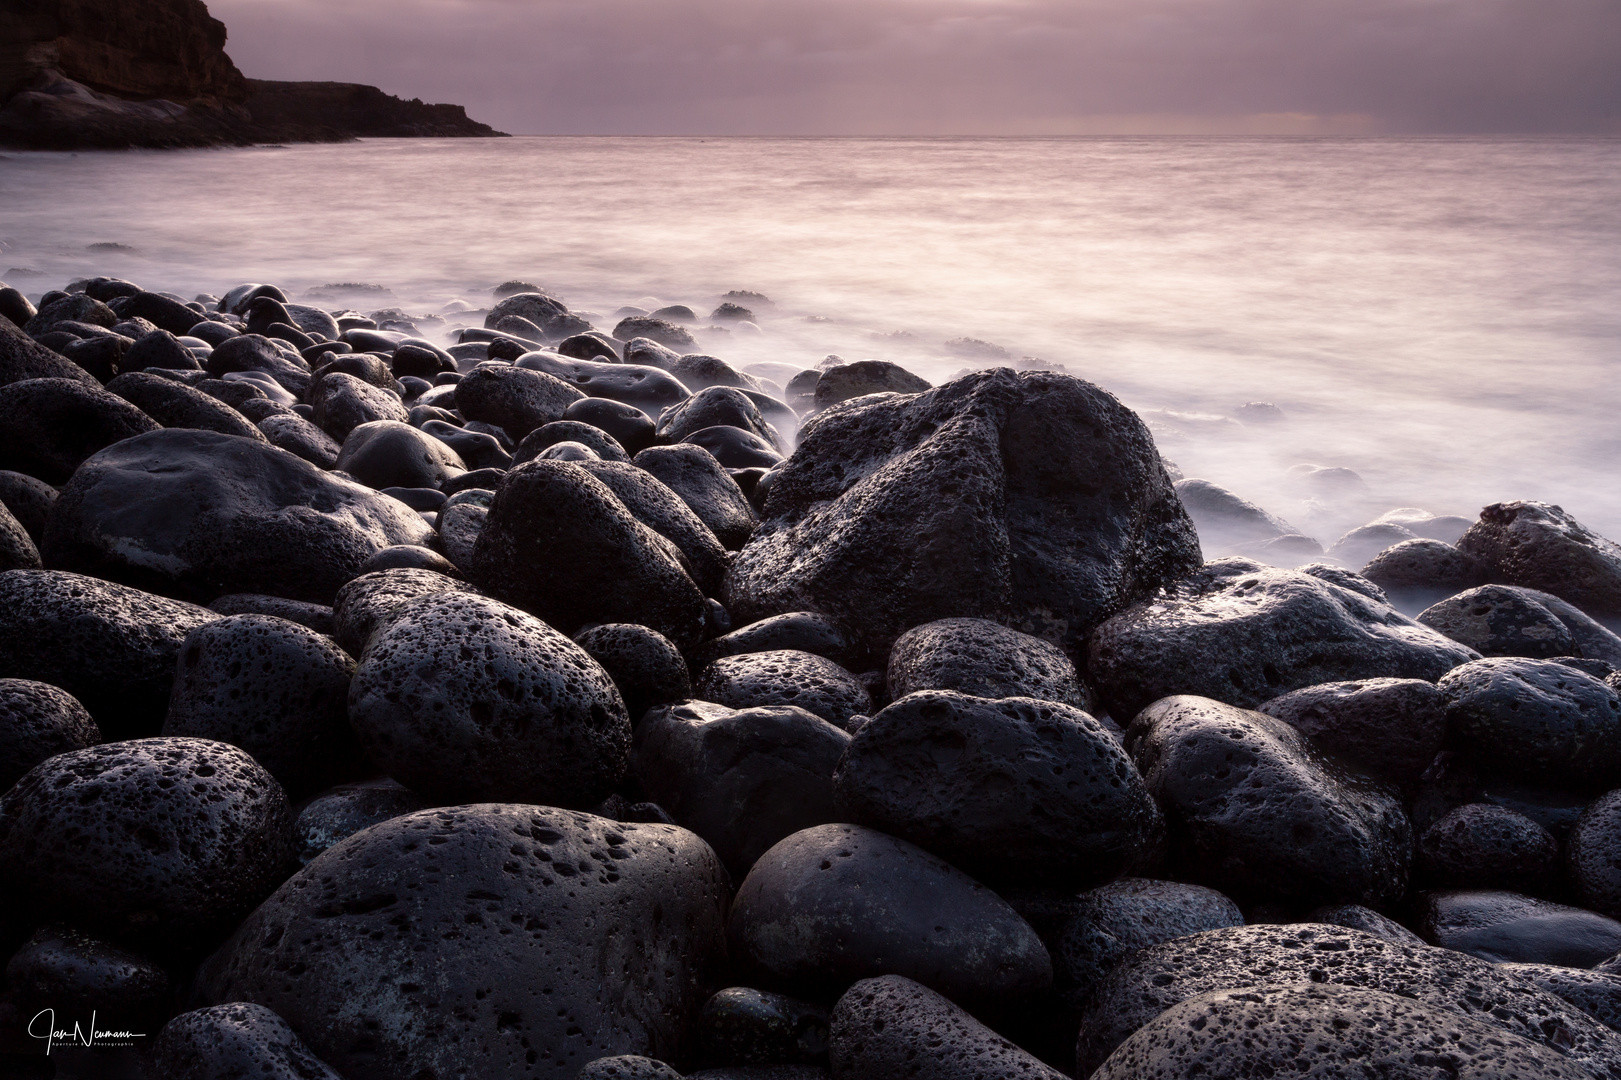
[
  {"x1": 515, "y1": 420, "x2": 632, "y2": 464},
  {"x1": 196, "y1": 804, "x2": 730, "y2": 1077},
  {"x1": 519, "y1": 353, "x2": 692, "y2": 415},
  {"x1": 120, "y1": 290, "x2": 205, "y2": 337},
  {"x1": 574, "y1": 623, "x2": 692, "y2": 725},
  {"x1": 0, "y1": 679, "x2": 100, "y2": 793},
  {"x1": 293, "y1": 777, "x2": 433, "y2": 864},
  {"x1": 1304, "y1": 903, "x2": 1425, "y2": 945},
  {"x1": 204, "y1": 335, "x2": 312, "y2": 398},
  {"x1": 105, "y1": 370, "x2": 268, "y2": 441},
  {"x1": 1571, "y1": 791, "x2": 1621, "y2": 918},
  {"x1": 1362, "y1": 536, "x2": 1488, "y2": 596},
  {"x1": 671, "y1": 354, "x2": 758, "y2": 393},
  {"x1": 1073, "y1": 922, "x2": 1621, "y2": 1078},
  {"x1": 1128, "y1": 696, "x2": 1412, "y2": 908},
  {"x1": 632, "y1": 701, "x2": 849, "y2": 878},
  {"x1": 829, "y1": 976, "x2": 1065, "y2": 1080},
  {"x1": 696, "y1": 650, "x2": 871, "y2": 729},
  {"x1": 635, "y1": 444, "x2": 758, "y2": 551},
  {"x1": 356, "y1": 543, "x2": 463, "y2": 580},
  {"x1": 309, "y1": 371, "x2": 407, "y2": 441},
  {"x1": 811, "y1": 361, "x2": 929, "y2": 409},
  {"x1": 333, "y1": 419, "x2": 466, "y2": 491},
  {"x1": 1256, "y1": 677, "x2": 1448, "y2": 783},
  {"x1": 572, "y1": 460, "x2": 729, "y2": 595},
  {"x1": 1419, "y1": 584, "x2": 1579, "y2": 658},
  {"x1": 455, "y1": 362, "x2": 586, "y2": 441},
  {"x1": 701, "y1": 987, "x2": 829, "y2": 1068},
  {"x1": 0, "y1": 470, "x2": 57, "y2": 545},
  {"x1": 437, "y1": 501, "x2": 487, "y2": 572},
  {"x1": 0, "y1": 376, "x2": 160, "y2": 483},
  {"x1": 693, "y1": 613, "x2": 854, "y2": 674},
  {"x1": 1459, "y1": 501, "x2": 1621, "y2": 619},
  {"x1": 730, "y1": 823, "x2": 1052, "y2": 1008},
  {"x1": 580, "y1": 1056, "x2": 685, "y2": 1080},
  {"x1": 0, "y1": 570, "x2": 217, "y2": 737},
  {"x1": 682, "y1": 426, "x2": 783, "y2": 469},
  {"x1": 1088, "y1": 558, "x2": 1479, "y2": 720},
  {"x1": 45, "y1": 428, "x2": 435, "y2": 605},
  {"x1": 1498, "y1": 963, "x2": 1621, "y2": 1033},
  {"x1": 564, "y1": 397, "x2": 658, "y2": 456},
  {"x1": 1327, "y1": 522, "x2": 1422, "y2": 569},
  {"x1": 726, "y1": 370, "x2": 1199, "y2": 664},
  {"x1": 1091, "y1": 983, "x2": 1591, "y2": 1080},
  {"x1": 153, "y1": 1002, "x2": 345, "y2": 1080},
  {"x1": 615, "y1": 316, "x2": 698, "y2": 350},
  {"x1": 1173, "y1": 477, "x2": 1298, "y2": 553},
  {"x1": 885, "y1": 617, "x2": 1086, "y2": 708},
  {"x1": 23, "y1": 293, "x2": 117, "y2": 336},
  {"x1": 257, "y1": 413, "x2": 341, "y2": 468},
  {"x1": 331, "y1": 566, "x2": 480, "y2": 655},
  {"x1": 391, "y1": 341, "x2": 456, "y2": 380},
  {"x1": 471, "y1": 460, "x2": 708, "y2": 651},
  {"x1": 557, "y1": 333, "x2": 621, "y2": 362},
  {"x1": 834, "y1": 691, "x2": 1160, "y2": 889},
  {"x1": 348, "y1": 591, "x2": 630, "y2": 806},
  {"x1": 0, "y1": 309, "x2": 100, "y2": 387},
  {"x1": 1419, "y1": 890, "x2": 1621, "y2": 967},
  {"x1": 0, "y1": 737, "x2": 294, "y2": 957},
  {"x1": 163, "y1": 615, "x2": 358, "y2": 799},
  {"x1": 207, "y1": 593, "x2": 335, "y2": 634},
  {"x1": 1439, "y1": 657, "x2": 1621, "y2": 789},
  {"x1": 659, "y1": 387, "x2": 781, "y2": 450},
  {"x1": 0, "y1": 499, "x2": 40, "y2": 571},
  {"x1": 1417, "y1": 803, "x2": 1559, "y2": 892},
  {"x1": 5, "y1": 925, "x2": 173, "y2": 1045}
]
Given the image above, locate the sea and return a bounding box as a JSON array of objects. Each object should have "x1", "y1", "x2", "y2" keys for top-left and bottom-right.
[{"x1": 2, "y1": 136, "x2": 1618, "y2": 551}]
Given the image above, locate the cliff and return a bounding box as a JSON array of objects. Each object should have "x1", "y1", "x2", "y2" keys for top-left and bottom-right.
[{"x1": 0, "y1": 0, "x2": 507, "y2": 149}]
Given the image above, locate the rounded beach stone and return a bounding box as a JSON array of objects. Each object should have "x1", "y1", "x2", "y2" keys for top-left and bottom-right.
[
  {"x1": 515, "y1": 420, "x2": 632, "y2": 464},
  {"x1": 1458, "y1": 500, "x2": 1621, "y2": 619},
  {"x1": 258, "y1": 413, "x2": 342, "y2": 468},
  {"x1": 579, "y1": 1056, "x2": 684, "y2": 1080},
  {"x1": 163, "y1": 614, "x2": 359, "y2": 799},
  {"x1": 0, "y1": 306, "x2": 100, "y2": 387},
  {"x1": 565, "y1": 397, "x2": 658, "y2": 456},
  {"x1": 207, "y1": 593, "x2": 335, "y2": 634},
  {"x1": 195, "y1": 804, "x2": 730, "y2": 1078},
  {"x1": 1439, "y1": 656, "x2": 1621, "y2": 789},
  {"x1": 0, "y1": 736, "x2": 294, "y2": 956},
  {"x1": 153, "y1": 1002, "x2": 345, "y2": 1080},
  {"x1": 205, "y1": 334, "x2": 312, "y2": 398},
  {"x1": 347, "y1": 591, "x2": 630, "y2": 806},
  {"x1": 884, "y1": 617, "x2": 1086, "y2": 707},
  {"x1": 0, "y1": 678, "x2": 101, "y2": 791},
  {"x1": 0, "y1": 376, "x2": 160, "y2": 483},
  {"x1": 729, "y1": 823, "x2": 1052, "y2": 1008},
  {"x1": 812, "y1": 361, "x2": 930, "y2": 409},
  {"x1": 293, "y1": 777, "x2": 433, "y2": 864},
  {"x1": 331, "y1": 566, "x2": 481, "y2": 655},
  {"x1": 1091, "y1": 983, "x2": 1591, "y2": 1080},
  {"x1": 574, "y1": 459, "x2": 730, "y2": 596},
  {"x1": 696, "y1": 650, "x2": 871, "y2": 729},
  {"x1": 1256, "y1": 677, "x2": 1447, "y2": 783},
  {"x1": 105, "y1": 370, "x2": 268, "y2": 441},
  {"x1": 833, "y1": 690, "x2": 1161, "y2": 890},
  {"x1": 692, "y1": 613, "x2": 854, "y2": 673},
  {"x1": 122, "y1": 327, "x2": 205, "y2": 373},
  {"x1": 634, "y1": 444, "x2": 758, "y2": 551},
  {"x1": 1572, "y1": 790, "x2": 1621, "y2": 918},
  {"x1": 658, "y1": 386, "x2": 781, "y2": 449},
  {"x1": 1362, "y1": 536, "x2": 1488, "y2": 591},
  {"x1": 456, "y1": 362, "x2": 586, "y2": 441},
  {"x1": 1305, "y1": 903, "x2": 1425, "y2": 945},
  {"x1": 1497, "y1": 963, "x2": 1621, "y2": 1034},
  {"x1": 1419, "y1": 584, "x2": 1578, "y2": 659},
  {"x1": 0, "y1": 469, "x2": 57, "y2": 545},
  {"x1": 1419, "y1": 890, "x2": 1621, "y2": 967},
  {"x1": 0, "y1": 499, "x2": 39, "y2": 571},
  {"x1": 333, "y1": 419, "x2": 466, "y2": 490},
  {"x1": 4, "y1": 925, "x2": 173, "y2": 1041},
  {"x1": 632, "y1": 702, "x2": 849, "y2": 878},
  {"x1": 309, "y1": 371, "x2": 407, "y2": 441},
  {"x1": 701, "y1": 987, "x2": 830, "y2": 1067},
  {"x1": 573, "y1": 623, "x2": 692, "y2": 724},
  {"x1": 1417, "y1": 803, "x2": 1558, "y2": 892},
  {"x1": 829, "y1": 976, "x2": 1066, "y2": 1080}
]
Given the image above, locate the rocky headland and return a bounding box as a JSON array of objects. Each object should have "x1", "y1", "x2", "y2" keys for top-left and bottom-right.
[
  {"x1": 1, "y1": 269, "x2": 1621, "y2": 1078},
  {"x1": 0, "y1": 0, "x2": 506, "y2": 149}
]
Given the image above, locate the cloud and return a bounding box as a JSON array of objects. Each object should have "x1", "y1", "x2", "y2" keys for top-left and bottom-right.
[{"x1": 208, "y1": 0, "x2": 1621, "y2": 134}]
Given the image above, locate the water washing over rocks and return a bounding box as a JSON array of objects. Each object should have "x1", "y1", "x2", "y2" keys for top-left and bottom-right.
[{"x1": 4, "y1": 271, "x2": 1621, "y2": 1078}]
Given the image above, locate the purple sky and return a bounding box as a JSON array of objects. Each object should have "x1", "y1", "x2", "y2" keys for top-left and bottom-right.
[{"x1": 210, "y1": 0, "x2": 1621, "y2": 135}]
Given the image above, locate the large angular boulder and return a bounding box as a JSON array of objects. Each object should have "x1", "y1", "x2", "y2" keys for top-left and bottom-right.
[
  {"x1": 833, "y1": 691, "x2": 1162, "y2": 890},
  {"x1": 1458, "y1": 501, "x2": 1621, "y2": 619},
  {"x1": 1127, "y1": 696, "x2": 1412, "y2": 907},
  {"x1": 723, "y1": 370, "x2": 1200, "y2": 662},
  {"x1": 1088, "y1": 558, "x2": 1479, "y2": 719},
  {"x1": 0, "y1": 569, "x2": 218, "y2": 737},
  {"x1": 470, "y1": 460, "x2": 708, "y2": 651},
  {"x1": 0, "y1": 376, "x2": 161, "y2": 483},
  {"x1": 43, "y1": 428, "x2": 435, "y2": 605},
  {"x1": 1073, "y1": 922, "x2": 1621, "y2": 1077},
  {"x1": 196, "y1": 805, "x2": 730, "y2": 1079}
]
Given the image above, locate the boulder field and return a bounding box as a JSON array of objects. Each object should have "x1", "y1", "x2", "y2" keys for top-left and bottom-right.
[{"x1": 4, "y1": 273, "x2": 1621, "y2": 1078}]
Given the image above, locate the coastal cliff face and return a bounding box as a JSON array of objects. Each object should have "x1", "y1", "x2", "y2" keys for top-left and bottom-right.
[{"x1": 0, "y1": 0, "x2": 506, "y2": 148}]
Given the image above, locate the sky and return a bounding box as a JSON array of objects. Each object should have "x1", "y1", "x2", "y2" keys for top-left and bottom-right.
[{"x1": 210, "y1": 0, "x2": 1621, "y2": 136}]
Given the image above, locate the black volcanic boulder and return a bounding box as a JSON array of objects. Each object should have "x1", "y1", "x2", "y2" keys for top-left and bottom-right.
[
  {"x1": 120, "y1": 290, "x2": 206, "y2": 336},
  {"x1": 347, "y1": 592, "x2": 631, "y2": 806},
  {"x1": 456, "y1": 363, "x2": 586, "y2": 441},
  {"x1": 105, "y1": 370, "x2": 269, "y2": 441},
  {"x1": 0, "y1": 469, "x2": 57, "y2": 545},
  {"x1": 1458, "y1": 501, "x2": 1621, "y2": 619},
  {"x1": 1090, "y1": 984, "x2": 1591, "y2": 1080},
  {"x1": 0, "y1": 737, "x2": 295, "y2": 958},
  {"x1": 692, "y1": 612, "x2": 856, "y2": 673},
  {"x1": 695, "y1": 649, "x2": 871, "y2": 729},
  {"x1": 485, "y1": 291, "x2": 568, "y2": 329},
  {"x1": 0, "y1": 312, "x2": 99, "y2": 387},
  {"x1": 257, "y1": 413, "x2": 341, "y2": 468},
  {"x1": 1572, "y1": 790, "x2": 1621, "y2": 917},
  {"x1": 0, "y1": 500, "x2": 39, "y2": 571},
  {"x1": 573, "y1": 623, "x2": 692, "y2": 725},
  {"x1": 829, "y1": 976, "x2": 1067, "y2": 1080},
  {"x1": 1417, "y1": 803, "x2": 1559, "y2": 892},
  {"x1": 1087, "y1": 558, "x2": 1479, "y2": 720},
  {"x1": 333, "y1": 419, "x2": 467, "y2": 490},
  {"x1": 613, "y1": 316, "x2": 698, "y2": 350},
  {"x1": 1419, "y1": 890, "x2": 1621, "y2": 967},
  {"x1": 43, "y1": 428, "x2": 435, "y2": 605},
  {"x1": 0, "y1": 376, "x2": 160, "y2": 483},
  {"x1": 1256, "y1": 677, "x2": 1448, "y2": 783},
  {"x1": 634, "y1": 444, "x2": 758, "y2": 551},
  {"x1": 575, "y1": 459, "x2": 730, "y2": 597},
  {"x1": 1128, "y1": 696, "x2": 1412, "y2": 908},
  {"x1": 23, "y1": 293, "x2": 116, "y2": 336},
  {"x1": 0, "y1": 678, "x2": 101, "y2": 791},
  {"x1": 632, "y1": 701, "x2": 850, "y2": 878},
  {"x1": 331, "y1": 566, "x2": 480, "y2": 655},
  {"x1": 885, "y1": 617, "x2": 1087, "y2": 707},
  {"x1": 1073, "y1": 922, "x2": 1621, "y2": 1078},
  {"x1": 812, "y1": 360, "x2": 930, "y2": 409},
  {"x1": 1419, "y1": 584, "x2": 1578, "y2": 659},
  {"x1": 657, "y1": 386, "x2": 781, "y2": 450},
  {"x1": 1500, "y1": 964, "x2": 1621, "y2": 1035},
  {"x1": 723, "y1": 370, "x2": 1199, "y2": 662},
  {"x1": 470, "y1": 460, "x2": 708, "y2": 651},
  {"x1": 833, "y1": 691, "x2": 1162, "y2": 890},
  {"x1": 163, "y1": 614, "x2": 359, "y2": 799},
  {"x1": 154, "y1": 1003, "x2": 345, "y2": 1080},
  {"x1": 1439, "y1": 657, "x2": 1621, "y2": 789},
  {"x1": 0, "y1": 570, "x2": 218, "y2": 737},
  {"x1": 195, "y1": 805, "x2": 730, "y2": 1079},
  {"x1": 205, "y1": 335, "x2": 312, "y2": 398},
  {"x1": 729, "y1": 823, "x2": 1052, "y2": 1009},
  {"x1": 698, "y1": 986, "x2": 830, "y2": 1068},
  {"x1": 5, "y1": 925, "x2": 174, "y2": 1048},
  {"x1": 309, "y1": 371, "x2": 408, "y2": 441},
  {"x1": 517, "y1": 353, "x2": 691, "y2": 415},
  {"x1": 293, "y1": 778, "x2": 434, "y2": 864}
]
